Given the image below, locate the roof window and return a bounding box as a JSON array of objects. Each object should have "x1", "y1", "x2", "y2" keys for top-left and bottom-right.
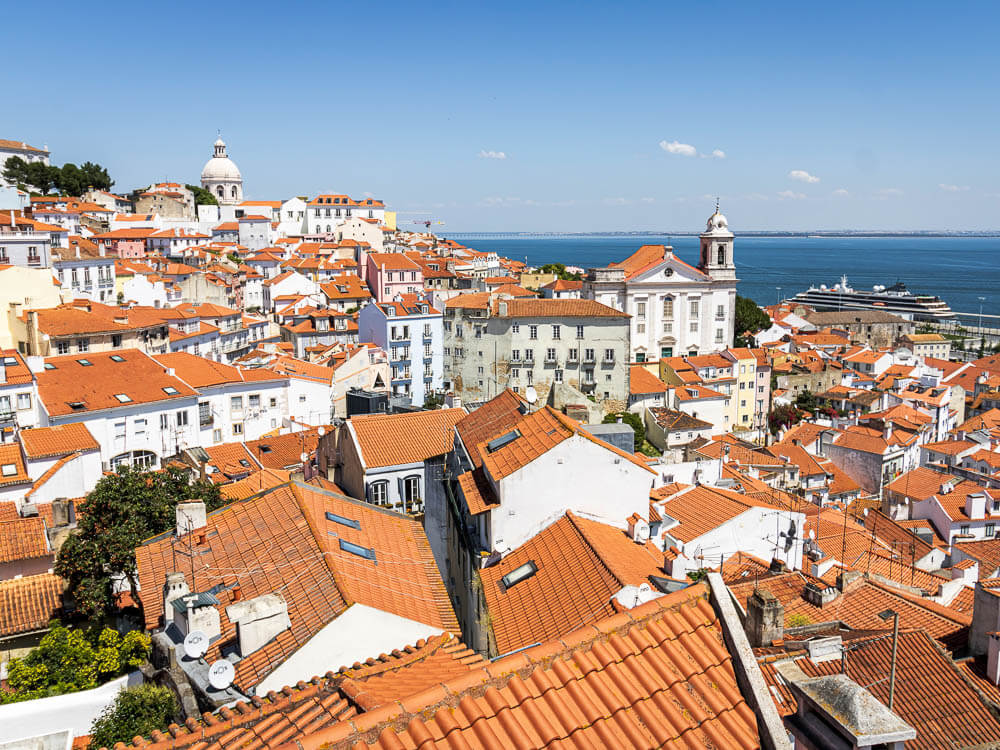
[
  {"x1": 501, "y1": 560, "x2": 538, "y2": 590},
  {"x1": 114, "y1": 394, "x2": 132, "y2": 403},
  {"x1": 258, "y1": 445, "x2": 271, "y2": 453},
  {"x1": 487, "y1": 430, "x2": 522, "y2": 453},
  {"x1": 326, "y1": 511, "x2": 361, "y2": 530},
  {"x1": 162, "y1": 386, "x2": 178, "y2": 395},
  {"x1": 77, "y1": 359, "x2": 92, "y2": 366},
  {"x1": 43, "y1": 363, "x2": 56, "y2": 370},
  {"x1": 68, "y1": 401, "x2": 85, "y2": 410},
  {"x1": 1, "y1": 463, "x2": 17, "y2": 477},
  {"x1": 339, "y1": 538, "x2": 376, "y2": 560},
  {"x1": 2, "y1": 357, "x2": 17, "y2": 366},
  {"x1": 109, "y1": 355, "x2": 125, "y2": 362}
]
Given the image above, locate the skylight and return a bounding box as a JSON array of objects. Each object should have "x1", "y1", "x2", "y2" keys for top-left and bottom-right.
[
  {"x1": 109, "y1": 355, "x2": 125, "y2": 362},
  {"x1": 339, "y1": 538, "x2": 375, "y2": 560},
  {"x1": 1, "y1": 463, "x2": 17, "y2": 477},
  {"x1": 326, "y1": 511, "x2": 361, "y2": 530},
  {"x1": 77, "y1": 359, "x2": 92, "y2": 366},
  {"x1": 43, "y1": 363, "x2": 56, "y2": 370},
  {"x1": 486, "y1": 430, "x2": 521, "y2": 454},
  {"x1": 2, "y1": 357, "x2": 17, "y2": 366},
  {"x1": 114, "y1": 394, "x2": 132, "y2": 403},
  {"x1": 501, "y1": 560, "x2": 538, "y2": 590},
  {"x1": 68, "y1": 401, "x2": 85, "y2": 410},
  {"x1": 162, "y1": 386, "x2": 178, "y2": 395}
]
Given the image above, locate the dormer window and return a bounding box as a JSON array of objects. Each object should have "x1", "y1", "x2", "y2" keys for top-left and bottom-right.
[
  {"x1": 114, "y1": 394, "x2": 132, "y2": 403},
  {"x1": 1, "y1": 464, "x2": 17, "y2": 477}
]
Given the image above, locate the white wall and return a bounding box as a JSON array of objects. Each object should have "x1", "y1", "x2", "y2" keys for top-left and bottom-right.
[
  {"x1": 254, "y1": 603, "x2": 441, "y2": 695},
  {"x1": 489, "y1": 433, "x2": 653, "y2": 554},
  {"x1": 24, "y1": 451, "x2": 102, "y2": 506}
]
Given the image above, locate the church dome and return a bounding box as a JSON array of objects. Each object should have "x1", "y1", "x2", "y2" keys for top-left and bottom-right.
[
  {"x1": 200, "y1": 138, "x2": 242, "y2": 182},
  {"x1": 706, "y1": 209, "x2": 728, "y2": 232}
]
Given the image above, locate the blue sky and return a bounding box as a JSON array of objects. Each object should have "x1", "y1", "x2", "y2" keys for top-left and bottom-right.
[{"x1": 5, "y1": 0, "x2": 998, "y2": 231}]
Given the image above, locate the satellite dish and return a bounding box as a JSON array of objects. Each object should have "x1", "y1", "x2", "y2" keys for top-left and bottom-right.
[
  {"x1": 808, "y1": 530, "x2": 815, "y2": 540},
  {"x1": 182, "y1": 629, "x2": 209, "y2": 659},
  {"x1": 525, "y1": 386, "x2": 538, "y2": 405},
  {"x1": 299, "y1": 451, "x2": 309, "y2": 463},
  {"x1": 208, "y1": 659, "x2": 235, "y2": 690}
]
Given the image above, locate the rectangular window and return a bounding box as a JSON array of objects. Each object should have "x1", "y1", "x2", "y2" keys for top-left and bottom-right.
[
  {"x1": 661, "y1": 346, "x2": 673, "y2": 358},
  {"x1": 160, "y1": 413, "x2": 169, "y2": 429},
  {"x1": 16, "y1": 393, "x2": 30, "y2": 410},
  {"x1": 114, "y1": 421, "x2": 126, "y2": 441},
  {"x1": 511, "y1": 349, "x2": 520, "y2": 361},
  {"x1": 231, "y1": 396, "x2": 243, "y2": 411},
  {"x1": 689, "y1": 298, "x2": 699, "y2": 317},
  {"x1": 249, "y1": 394, "x2": 261, "y2": 408},
  {"x1": 512, "y1": 323, "x2": 520, "y2": 334},
  {"x1": 960, "y1": 525, "x2": 970, "y2": 535},
  {"x1": 716, "y1": 304, "x2": 725, "y2": 320},
  {"x1": 662, "y1": 297, "x2": 673, "y2": 318},
  {"x1": 568, "y1": 348, "x2": 578, "y2": 361},
  {"x1": 604, "y1": 349, "x2": 615, "y2": 363},
  {"x1": 636, "y1": 301, "x2": 646, "y2": 319},
  {"x1": 715, "y1": 329, "x2": 724, "y2": 343},
  {"x1": 134, "y1": 418, "x2": 146, "y2": 438},
  {"x1": 56, "y1": 341, "x2": 69, "y2": 355},
  {"x1": 552, "y1": 325, "x2": 560, "y2": 339},
  {"x1": 176, "y1": 410, "x2": 189, "y2": 426},
  {"x1": 529, "y1": 325, "x2": 538, "y2": 340},
  {"x1": 77, "y1": 338, "x2": 89, "y2": 352},
  {"x1": 988, "y1": 523, "x2": 996, "y2": 537},
  {"x1": 554, "y1": 369, "x2": 563, "y2": 383},
  {"x1": 524, "y1": 348, "x2": 534, "y2": 361},
  {"x1": 111, "y1": 334, "x2": 122, "y2": 348},
  {"x1": 576, "y1": 325, "x2": 584, "y2": 339},
  {"x1": 689, "y1": 320, "x2": 698, "y2": 332},
  {"x1": 637, "y1": 323, "x2": 646, "y2": 334},
  {"x1": 510, "y1": 367, "x2": 519, "y2": 380},
  {"x1": 584, "y1": 348, "x2": 595, "y2": 362},
  {"x1": 546, "y1": 347, "x2": 556, "y2": 361},
  {"x1": 233, "y1": 422, "x2": 243, "y2": 435}
]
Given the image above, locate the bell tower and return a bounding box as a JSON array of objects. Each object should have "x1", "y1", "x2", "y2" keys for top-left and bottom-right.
[{"x1": 699, "y1": 200, "x2": 736, "y2": 281}]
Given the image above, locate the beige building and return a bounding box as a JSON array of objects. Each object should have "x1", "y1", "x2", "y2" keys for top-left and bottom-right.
[
  {"x1": 803, "y1": 310, "x2": 914, "y2": 349},
  {"x1": 17, "y1": 301, "x2": 169, "y2": 357},
  {"x1": 900, "y1": 332, "x2": 951, "y2": 360},
  {"x1": 0, "y1": 266, "x2": 64, "y2": 350},
  {"x1": 444, "y1": 295, "x2": 630, "y2": 411}
]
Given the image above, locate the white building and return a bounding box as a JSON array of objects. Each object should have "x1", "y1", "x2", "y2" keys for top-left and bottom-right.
[
  {"x1": 51, "y1": 241, "x2": 116, "y2": 303},
  {"x1": 583, "y1": 206, "x2": 738, "y2": 360},
  {"x1": 358, "y1": 296, "x2": 444, "y2": 406},
  {"x1": 0, "y1": 140, "x2": 49, "y2": 187},
  {"x1": 200, "y1": 138, "x2": 243, "y2": 206},
  {"x1": 306, "y1": 195, "x2": 384, "y2": 235}
]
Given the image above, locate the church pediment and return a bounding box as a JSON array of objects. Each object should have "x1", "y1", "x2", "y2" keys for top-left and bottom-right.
[{"x1": 628, "y1": 255, "x2": 710, "y2": 285}]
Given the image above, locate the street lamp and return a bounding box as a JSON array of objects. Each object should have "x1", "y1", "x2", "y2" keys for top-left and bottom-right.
[
  {"x1": 878, "y1": 608, "x2": 900, "y2": 711},
  {"x1": 979, "y1": 296, "x2": 987, "y2": 332}
]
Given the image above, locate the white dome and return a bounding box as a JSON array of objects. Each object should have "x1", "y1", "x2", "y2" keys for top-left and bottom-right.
[
  {"x1": 201, "y1": 155, "x2": 241, "y2": 181},
  {"x1": 706, "y1": 210, "x2": 728, "y2": 232},
  {"x1": 201, "y1": 137, "x2": 242, "y2": 182}
]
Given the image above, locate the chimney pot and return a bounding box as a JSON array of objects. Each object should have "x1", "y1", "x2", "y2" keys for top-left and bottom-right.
[{"x1": 746, "y1": 589, "x2": 784, "y2": 647}]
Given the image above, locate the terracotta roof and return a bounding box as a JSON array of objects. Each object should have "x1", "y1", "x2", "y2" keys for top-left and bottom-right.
[
  {"x1": 0, "y1": 573, "x2": 63, "y2": 637},
  {"x1": 287, "y1": 585, "x2": 760, "y2": 750},
  {"x1": 629, "y1": 364, "x2": 668, "y2": 395},
  {"x1": 761, "y1": 629, "x2": 1000, "y2": 750},
  {"x1": 0, "y1": 516, "x2": 50, "y2": 564},
  {"x1": 610, "y1": 244, "x2": 711, "y2": 282},
  {"x1": 496, "y1": 298, "x2": 628, "y2": 318},
  {"x1": 954, "y1": 539, "x2": 1000, "y2": 576},
  {"x1": 885, "y1": 466, "x2": 959, "y2": 500},
  {"x1": 18, "y1": 422, "x2": 100, "y2": 459},
  {"x1": 245, "y1": 427, "x2": 330, "y2": 470},
  {"x1": 37, "y1": 349, "x2": 198, "y2": 417},
  {"x1": 349, "y1": 409, "x2": 465, "y2": 469},
  {"x1": 647, "y1": 407, "x2": 713, "y2": 433},
  {"x1": 655, "y1": 485, "x2": 778, "y2": 543},
  {"x1": 454, "y1": 389, "x2": 526, "y2": 469},
  {"x1": 154, "y1": 351, "x2": 286, "y2": 388},
  {"x1": 0, "y1": 349, "x2": 33, "y2": 385},
  {"x1": 0, "y1": 442, "x2": 30, "y2": 487},
  {"x1": 480, "y1": 512, "x2": 668, "y2": 654},
  {"x1": 368, "y1": 253, "x2": 419, "y2": 271},
  {"x1": 136, "y1": 482, "x2": 457, "y2": 693}
]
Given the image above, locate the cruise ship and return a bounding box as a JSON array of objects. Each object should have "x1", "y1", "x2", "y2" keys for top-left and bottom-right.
[{"x1": 790, "y1": 276, "x2": 954, "y2": 321}]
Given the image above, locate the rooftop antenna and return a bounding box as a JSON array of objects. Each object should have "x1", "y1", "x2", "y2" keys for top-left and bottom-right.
[{"x1": 715, "y1": 196, "x2": 720, "y2": 213}]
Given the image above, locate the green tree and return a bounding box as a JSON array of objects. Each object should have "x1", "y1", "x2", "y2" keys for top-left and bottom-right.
[
  {"x1": 538, "y1": 262, "x2": 582, "y2": 281},
  {"x1": 794, "y1": 389, "x2": 818, "y2": 412},
  {"x1": 602, "y1": 411, "x2": 644, "y2": 452},
  {"x1": 55, "y1": 466, "x2": 224, "y2": 621},
  {"x1": 90, "y1": 684, "x2": 177, "y2": 749},
  {"x1": 733, "y1": 295, "x2": 771, "y2": 347},
  {"x1": 2, "y1": 156, "x2": 30, "y2": 187},
  {"x1": 80, "y1": 161, "x2": 114, "y2": 191},
  {"x1": 186, "y1": 184, "x2": 218, "y2": 206},
  {"x1": 55, "y1": 163, "x2": 88, "y2": 196},
  {"x1": 25, "y1": 162, "x2": 59, "y2": 194},
  {"x1": 769, "y1": 403, "x2": 802, "y2": 435},
  {"x1": 2, "y1": 625, "x2": 150, "y2": 704}
]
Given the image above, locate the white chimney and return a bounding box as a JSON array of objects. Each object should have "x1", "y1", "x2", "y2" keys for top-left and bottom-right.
[
  {"x1": 226, "y1": 593, "x2": 291, "y2": 657},
  {"x1": 627, "y1": 513, "x2": 650, "y2": 544},
  {"x1": 966, "y1": 493, "x2": 987, "y2": 521},
  {"x1": 176, "y1": 501, "x2": 207, "y2": 536}
]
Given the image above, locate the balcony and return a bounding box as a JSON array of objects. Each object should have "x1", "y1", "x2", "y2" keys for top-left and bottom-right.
[
  {"x1": 566, "y1": 352, "x2": 579, "y2": 363},
  {"x1": 423, "y1": 334, "x2": 433, "y2": 344},
  {"x1": 582, "y1": 353, "x2": 596, "y2": 364},
  {"x1": 0, "y1": 410, "x2": 15, "y2": 424},
  {"x1": 544, "y1": 354, "x2": 558, "y2": 365},
  {"x1": 522, "y1": 354, "x2": 534, "y2": 364},
  {"x1": 602, "y1": 356, "x2": 615, "y2": 365}
]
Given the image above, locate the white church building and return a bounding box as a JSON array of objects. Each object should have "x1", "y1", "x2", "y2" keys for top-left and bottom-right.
[
  {"x1": 200, "y1": 137, "x2": 243, "y2": 205},
  {"x1": 583, "y1": 206, "x2": 738, "y2": 361}
]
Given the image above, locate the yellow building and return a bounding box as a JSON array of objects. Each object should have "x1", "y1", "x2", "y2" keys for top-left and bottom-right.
[
  {"x1": 383, "y1": 210, "x2": 397, "y2": 231},
  {"x1": 0, "y1": 266, "x2": 64, "y2": 350}
]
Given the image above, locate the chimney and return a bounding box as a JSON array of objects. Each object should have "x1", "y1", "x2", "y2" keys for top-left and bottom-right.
[
  {"x1": 966, "y1": 493, "x2": 987, "y2": 521},
  {"x1": 176, "y1": 501, "x2": 207, "y2": 536},
  {"x1": 627, "y1": 513, "x2": 650, "y2": 544},
  {"x1": 163, "y1": 571, "x2": 190, "y2": 622},
  {"x1": 837, "y1": 570, "x2": 864, "y2": 594},
  {"x1": 883, "y1": 420, "x2": 893, "y2": 441},
  {"x1": 803, "y1": 581, "x2": 839, "y2": 607},
  {"x1": 989, "y1": 632, "x2": 1000, "y2": 686},
  {"x1": 226, "y1": 593, "x2": 291, "y2": 657},
  {"x1": 746, "y1": 588, "x2": 784, "y2": 647}
]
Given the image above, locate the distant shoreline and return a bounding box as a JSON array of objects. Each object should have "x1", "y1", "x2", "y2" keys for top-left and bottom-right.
[{"x1": 442, "y1": 231, "x2": 1000, "y2": 238}]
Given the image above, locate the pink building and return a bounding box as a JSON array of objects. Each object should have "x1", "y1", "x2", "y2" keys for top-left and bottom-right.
[
  {"x1": 366, "y1": 253, "x2": 423, "y2": 303},
  {"x1": 93, "y1": 228, "x2": 156, "y2": 259}
]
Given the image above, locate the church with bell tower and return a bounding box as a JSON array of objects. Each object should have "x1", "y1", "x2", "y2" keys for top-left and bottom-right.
[{"x1": 583, "y1": 203, "x2": 739, "y2": 360}]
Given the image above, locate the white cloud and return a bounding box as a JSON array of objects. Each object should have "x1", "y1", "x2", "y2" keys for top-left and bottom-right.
[
  {"x1": 939, "y1": 183, "x2": 969, "y2": 192},
  {"x1": 659, "y1": 140, "x2": 697, "y2": 157},
  {"x1": 788, "y1": 170, "x2": 820, "y2": 184},
  {"x1": 832, "y1": 188, "x2": 849, "y2": 197},
  {"x1": 477, "y1": 150, "x2": 507, "y2": 160},
  {"x1": 876, "y1": 188, "x2": 903, "y2": 198},
  {"x1": 705, "y1": 149, "x2": 726, "y2": 160},
  {"x1": 777, "y1": 190, "x2": 806, "y2": 200},
  {"x1": 603, "y1": 197, "x2": 629, "y2": 206},
  {"x1": 640, "y1": 196, "x2": 656, "y2": 203}
]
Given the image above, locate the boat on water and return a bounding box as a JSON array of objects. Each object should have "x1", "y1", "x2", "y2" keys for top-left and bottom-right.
[{"x1": 789, "y1": 276, "x2": 954, "y2": 321}]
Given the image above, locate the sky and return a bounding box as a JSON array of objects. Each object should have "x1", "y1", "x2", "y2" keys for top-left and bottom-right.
[{"x1": 4, "y1": 0, "x2": 999, "y2": 232}]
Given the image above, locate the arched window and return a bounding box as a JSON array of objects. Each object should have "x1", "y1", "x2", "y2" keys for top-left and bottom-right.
[
  {"x1": 232, "y1": 185, "x2": 238, "y2": 199},
  {"x1": 717, "y1": 244, "x2": 726, "y2": 265},
  {"x1": 111, "y1": 449, "x2": 157, "y2": 470},
  {"x1": 216, "y1": 186, "x2": 224, "y2": 199},
  {"x1": 369, "y1": 480, "x2": 389, "y2": 506},
  {"x1": 402, "y1": 475, "x2": 421, "y2": 513}
]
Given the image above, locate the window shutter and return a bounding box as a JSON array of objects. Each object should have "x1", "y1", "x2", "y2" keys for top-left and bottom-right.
[
  {"x1": 397, "y1": 476, "x2": 405, "y2": 502},
  {"x1": 365, "y1": 482, "x2": 373, "y2": 504}
]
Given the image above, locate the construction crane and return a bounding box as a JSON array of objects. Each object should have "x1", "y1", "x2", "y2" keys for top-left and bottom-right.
[{"x1": 412, "y1": 220, "x2": 445, "y2": 229}]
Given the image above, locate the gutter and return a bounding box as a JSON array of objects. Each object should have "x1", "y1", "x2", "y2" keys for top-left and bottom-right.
[{"x1": 706, "y1": 571, "x2": 792, "y2": 750}]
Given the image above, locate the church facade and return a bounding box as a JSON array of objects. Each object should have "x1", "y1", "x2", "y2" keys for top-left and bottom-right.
[
  {"x1": 200, "y1": 137, "x2": 243, "y2": 205},
  {"x1": 583, "y1": 207, "x2": 738, "y2": 360}
]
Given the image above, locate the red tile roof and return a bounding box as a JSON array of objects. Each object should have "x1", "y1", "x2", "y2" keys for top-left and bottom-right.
[
  {"x1": 629, "y1": 364, "x2": 668, "y2": 394},
  {"x1": 288, "y1": 585, "x2": 760, "y2": 750},
  {"x1": 18, "y1": 422, "x2": 100, "y2": 459},
  {"x1": 0, "y1": 573, "x2": 63, "y2": 637},
  {"x1": 348, "y1": 409, "x2": 465, "y2": 469},
  {"x1": 454, "y1": 389, "x2": 526, "y2": 469},
  {"x1": 0, "y1": 442, "x2": 30, "y2": 487},
  {"x1": 496, "y1": 298, "x2": 628, "y2": 318},
  {"x1": 0, "y1": 517, "x2": 50, "y2": 564},
  {"x1": 480, "y1": 512, "x2": 667, "y2": 654}
]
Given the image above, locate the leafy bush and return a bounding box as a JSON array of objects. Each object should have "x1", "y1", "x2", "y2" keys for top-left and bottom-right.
[
  {"x1": 2, "y1": 625, "x2": 150, "y2": 704},
  {"x1": 90, "y1": 684, "x2": 177, "y2": 749}
]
